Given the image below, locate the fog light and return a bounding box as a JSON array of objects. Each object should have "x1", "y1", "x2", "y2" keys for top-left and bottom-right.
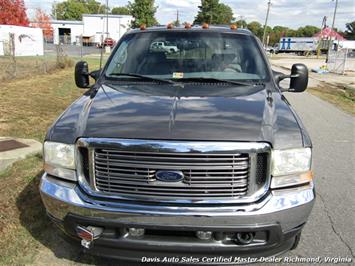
[
  {"x1": 129, "y1": 228, "x2": 145, "y2": 237},
  {"x1": 196, "y1": 231, "x2": 212, "y2": 240}
]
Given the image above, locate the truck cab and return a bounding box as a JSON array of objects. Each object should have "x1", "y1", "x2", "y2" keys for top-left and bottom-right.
[{"x1": 40, "y1": 25, "x2": 314, "y2": 263}]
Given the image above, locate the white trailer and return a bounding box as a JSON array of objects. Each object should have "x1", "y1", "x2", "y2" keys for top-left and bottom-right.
[
  {"x1": 276, "y1": 37, "x2": 317, "y2": 55},
  {"x1": 0, "y1": 25, "x2": 44, "y2": 56}
]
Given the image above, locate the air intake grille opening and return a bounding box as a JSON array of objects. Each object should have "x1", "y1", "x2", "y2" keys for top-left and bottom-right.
[
  {"x1": 256, "y1": 153, "x2": 268, "y2": 185},
  {"x1": 93, "y1": 149, "x2": 251, "y2": 199}
]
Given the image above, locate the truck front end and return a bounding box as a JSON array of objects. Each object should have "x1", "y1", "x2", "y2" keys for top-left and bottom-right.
[{"x1": 40, "y1": 26, "x2": 315, "y2": 263}]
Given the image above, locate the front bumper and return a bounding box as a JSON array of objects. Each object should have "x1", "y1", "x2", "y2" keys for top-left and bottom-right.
[{"x1": 40, "y1": 173, "x2": 315, "y2": 262}]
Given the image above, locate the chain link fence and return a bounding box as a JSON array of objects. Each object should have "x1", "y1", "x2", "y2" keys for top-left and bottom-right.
[
  {"x1": 327, "y1": 48, "x2": 355, "y2": 75},
  {"x1": 0, "y1": 35, "x2": 108, "y2": 81}
]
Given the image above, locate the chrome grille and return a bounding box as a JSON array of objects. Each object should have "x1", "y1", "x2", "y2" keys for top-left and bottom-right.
[{"x1": 93, "y1": 149, "x2": 250, "y2": 198}]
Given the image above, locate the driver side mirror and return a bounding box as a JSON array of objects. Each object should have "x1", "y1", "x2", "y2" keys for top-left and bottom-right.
[
  {"x1": 274, "y1": 63, "x2": 308, "y2": 93},
  {"x1": 75, "y1": 61, "x2": 101, "y2": 88},
  {"x1": 75, "y1": 61, "x2": 89, "y2": 88}
]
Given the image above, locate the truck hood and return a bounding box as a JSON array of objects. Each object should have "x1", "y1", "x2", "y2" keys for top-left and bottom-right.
[{"x1": 47, "y1": 83, "x2": 304, "y2": 149}]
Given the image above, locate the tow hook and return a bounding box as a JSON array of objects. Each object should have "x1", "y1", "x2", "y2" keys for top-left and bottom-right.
[{"x1": 76, "y1": 226, "x2": 103, "y2": 249}]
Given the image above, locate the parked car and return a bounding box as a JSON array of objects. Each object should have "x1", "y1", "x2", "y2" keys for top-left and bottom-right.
[
  {"x1": 264, "y1": 45, "x2": 276, "y2": 54},
  {"x1": 96, "y1": 37, "x2": 116, "y2": 48},
  {"x1": 40, "y1": 25, "x2": 314, "y2": 263},
  {"x1": 150, "y1": 41, "x2": 179, "y2": 53}
]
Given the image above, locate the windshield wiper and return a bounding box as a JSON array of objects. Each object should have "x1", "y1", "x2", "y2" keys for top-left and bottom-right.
[
  {"x1": 109, "y1": 73, "x2": 177, "y2": 84},
  {"x1": 175, "y1": 77, "x2": 264, "y2": 87}
]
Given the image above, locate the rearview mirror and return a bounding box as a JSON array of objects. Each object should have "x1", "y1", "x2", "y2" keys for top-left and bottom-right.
[
  {"x1": 75, "y1": 61, "x2": 90, "y2": 88},
  {"x1": 289, "y1": 64, "x2": 308, "y2": 93}
]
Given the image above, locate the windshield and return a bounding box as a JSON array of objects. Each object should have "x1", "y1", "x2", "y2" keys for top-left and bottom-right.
[{"x1": 105, "y1": 31, "x2": 269, "y2": 81}]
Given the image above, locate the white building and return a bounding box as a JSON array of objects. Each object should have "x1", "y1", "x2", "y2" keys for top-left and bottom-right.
[
  {"x1": 82, "y1": 14, "x2": 132, "y2": 44},
  {"x1": 51, "y1": 20, "x2": 84, "y2": 45},
  {"x1": 51, "y1": 14, "x2": 133, "y2": 45},
  {"x1": 0, "y1": 25, "x2": 43, "y2": 56}
]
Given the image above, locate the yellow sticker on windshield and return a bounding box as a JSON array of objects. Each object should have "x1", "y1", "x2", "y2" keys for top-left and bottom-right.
[{"x1": 172, "y1": 72, "x2": 184, "y2": 79}]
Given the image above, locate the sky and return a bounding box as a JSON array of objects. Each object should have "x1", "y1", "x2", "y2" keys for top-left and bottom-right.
[{"x1": 24, "y1": 0, "x2": 355, "y2": 30}]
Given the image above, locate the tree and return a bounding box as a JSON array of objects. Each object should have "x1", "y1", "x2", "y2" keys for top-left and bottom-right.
[
  {"x1": 0, "y1": 0, "x2": 29, "y2": 26},
  {"x1": 345, "y1": 21, "x2": 355, "y2": 40},
  {"x1": 296, "y1": 25, "x2": 320, "y2": 37},
  {"x1": 128, "y1": 0, "x2": 158, "y2": 28},
  {"x1": 194, "y1": 0, "x2": 234, "y2": 25},
  {"x1": 215, "y1": 3, "x2": 234, "y2": 24},
  {"x1": 111, "y1": 6, "x2": 131, "y2": 15},
  {"x1": 247, "y1": 21, "x2": 262, "y2": 38},
  {"x1": 32, "y1": 9, "x2": 53, "y2": 41},
  {"x1": 235, "y1": 19, "x2": 247, "y2": 29},
  {"x1": 52, "y1": 0, "x2": 109, "y2": 20}
]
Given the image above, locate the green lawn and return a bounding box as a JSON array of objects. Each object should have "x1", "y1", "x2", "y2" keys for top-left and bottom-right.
[{"x1": 0, "y1": 56, "x2": 105, "y2": 265}]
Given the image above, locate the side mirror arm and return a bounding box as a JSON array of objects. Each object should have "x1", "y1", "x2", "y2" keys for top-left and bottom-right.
[{"x1": 89, "y1": 69, "x2": 101, "y2": 81}]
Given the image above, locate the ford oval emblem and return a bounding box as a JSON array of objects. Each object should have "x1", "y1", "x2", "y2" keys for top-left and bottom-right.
[{"x1": 155, "y1": 170, "x2": 184, "y2": 182}]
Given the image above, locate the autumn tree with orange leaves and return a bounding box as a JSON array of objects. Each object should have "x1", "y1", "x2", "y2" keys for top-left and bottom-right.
[
  {"x1": 0, "y1": 0, "x2": 29, "y2": 26},
  {"x1": 31, "y1": 8, "x2": 54, "y2": 41}
]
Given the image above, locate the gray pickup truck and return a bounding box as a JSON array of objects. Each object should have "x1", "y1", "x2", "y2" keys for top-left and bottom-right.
[{"x1": 40, "y1": 25, "x2": 315, "y2": 263}]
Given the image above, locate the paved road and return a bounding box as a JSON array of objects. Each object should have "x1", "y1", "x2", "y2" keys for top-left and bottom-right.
[
  {"x1": 31, "y1": 75, "x2": 355, "y2": 265},
  {"x1": 281, "y1": 90, "x2": 355, "y2": 263}
]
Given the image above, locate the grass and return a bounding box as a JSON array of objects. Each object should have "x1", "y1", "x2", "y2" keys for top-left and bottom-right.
[
  {"x1": 0, "y1": 155, "x2": 45, "y2": 265},
  {"x1": 308, "y1": 84, "x2": 355, "y2": 115},
  {"x1": 0, "y1": 55, "x2": 105, "y2": 265},
  {"x1": 0, "y1": 56, "x2": 103, "y2": 141}
]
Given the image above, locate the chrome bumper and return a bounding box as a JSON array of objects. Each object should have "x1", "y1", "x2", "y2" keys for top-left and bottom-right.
[{"x1": 40, "y1": 173, "x2": 315, "y2": 232}]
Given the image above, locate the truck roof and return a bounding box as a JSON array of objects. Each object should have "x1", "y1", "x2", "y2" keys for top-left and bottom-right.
[{"x1": 127, "y1": 25, "x2": 253, "y2": 36}]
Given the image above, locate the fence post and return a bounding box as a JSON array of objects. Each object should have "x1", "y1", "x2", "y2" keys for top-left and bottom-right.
[
  {"x1": 80, "y1": 34, "x2": 83, "y2": 58},
  {"x1": 9, "y1": 33, "x2": 16, "y2": 78},
  {"x1": 342, "y1": 48, "x2": 347, "y2": 75}
]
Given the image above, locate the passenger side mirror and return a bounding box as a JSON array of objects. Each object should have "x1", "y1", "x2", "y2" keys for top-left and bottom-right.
[
  {"x1": 274, "y1": 64, "x2": 308, "y2": 93},
  {"x1": 75, "y1": 61, "x2": 90, "y2": 88},
  {"x1": 289, "y1": 64, "x2": 308, "y2": 93}
]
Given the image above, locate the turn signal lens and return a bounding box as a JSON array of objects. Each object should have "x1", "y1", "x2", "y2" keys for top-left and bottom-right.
[{"x1": 271, "y1": 170, "x2": 313, "y2": 189}]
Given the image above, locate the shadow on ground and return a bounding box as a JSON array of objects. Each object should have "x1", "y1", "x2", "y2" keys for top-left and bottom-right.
[{"x1": 16, "y1": 172, "x2": 141, "y2": 266}]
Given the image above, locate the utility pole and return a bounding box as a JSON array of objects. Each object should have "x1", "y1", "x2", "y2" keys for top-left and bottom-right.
[
  {"x1": 331, "y1": 0, "x2": 338, "y2": 30},
  {"x1": 176, "y1": 9, "x2": 180, "y2": 26},
  {"x1": 106, "y1": 0, "x2": 109, "y2": 38},
  {"x1": 326, "y1": 0, "x2": 339, "y2": 62},
  {"x1": 238, "y1": 15, "x2": 245, "y2": 29},
  {"x1": 262, "y1": 0, "x2": 271, "y2": 47}
]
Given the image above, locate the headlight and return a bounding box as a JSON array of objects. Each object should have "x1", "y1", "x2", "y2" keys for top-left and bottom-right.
[
  {"x1": 271, "y1": 148, "x2": 312, "y2": 189},
  {"x1": 44, "y1": 141, "x2": 76, "y2": 181}
]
